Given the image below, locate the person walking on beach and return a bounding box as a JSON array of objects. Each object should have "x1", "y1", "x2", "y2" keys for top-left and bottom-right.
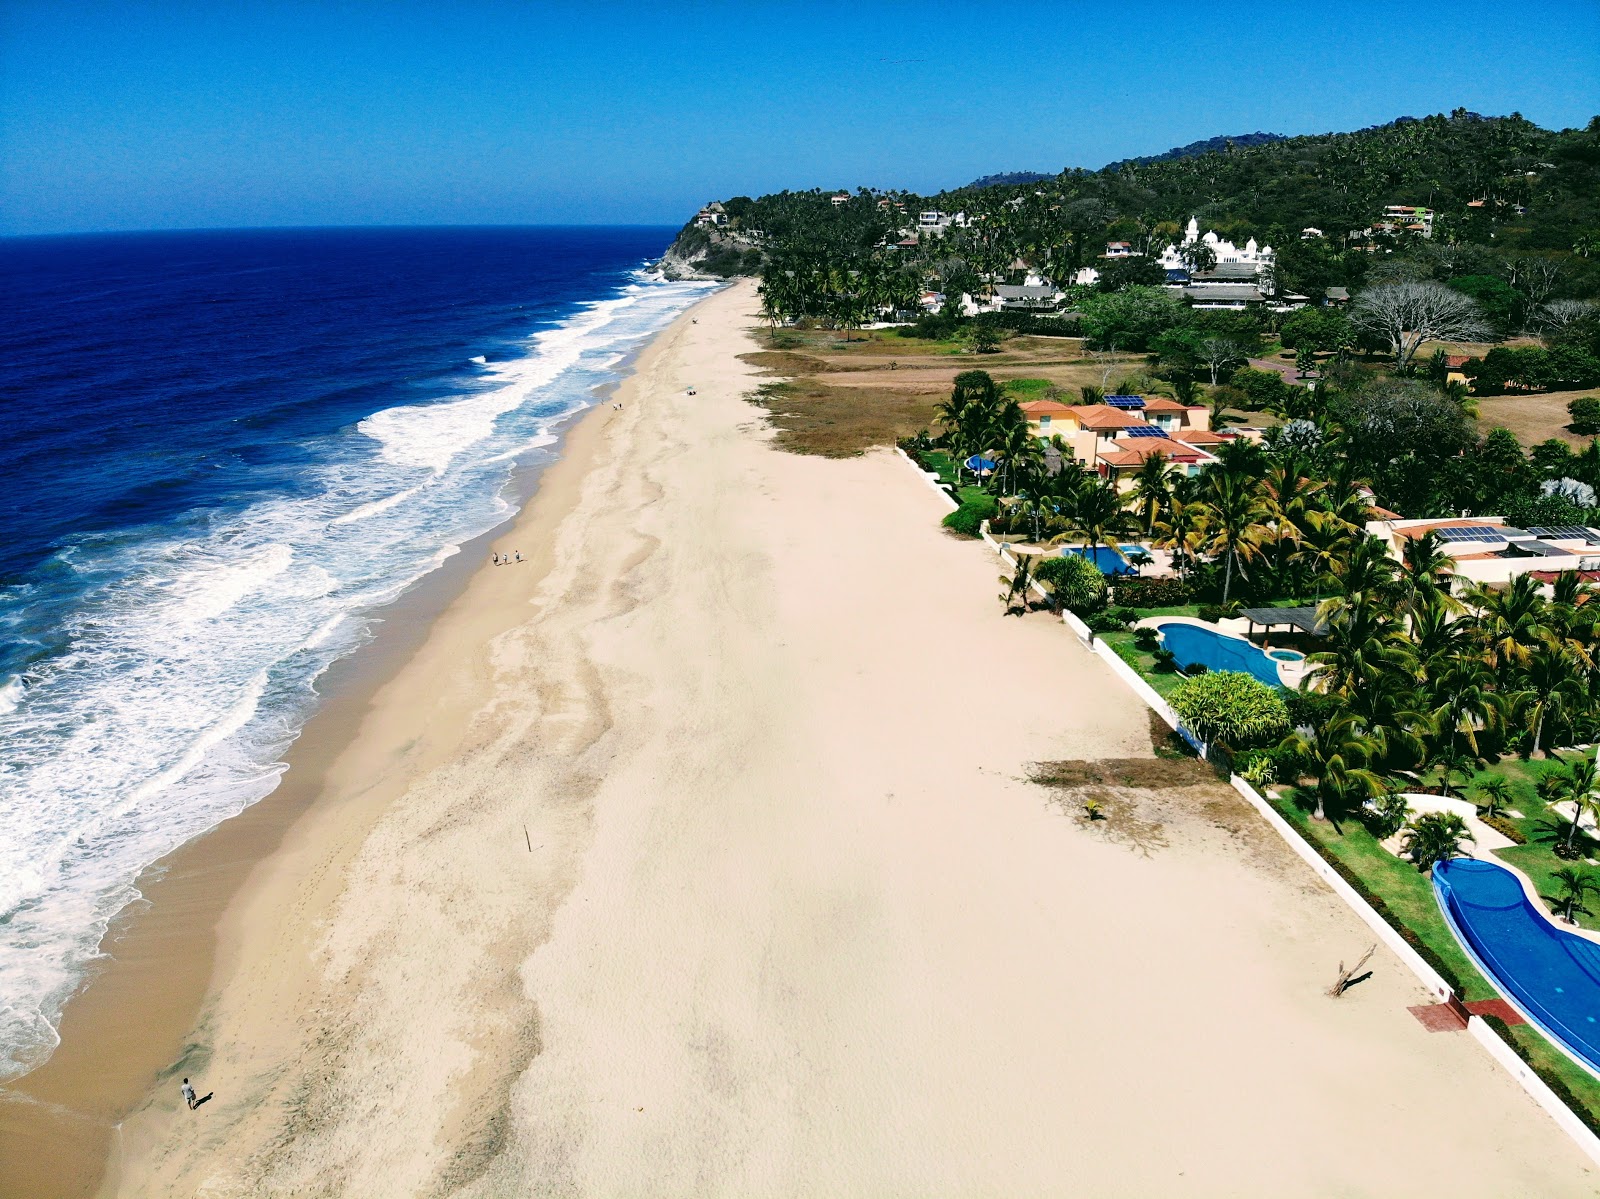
[
  {"x1": 514, "y1": 551, "x2": 522, "y2": 562},
  {"x1": 181, "y1": 1078, "x2": 197, "y2": 1110}
]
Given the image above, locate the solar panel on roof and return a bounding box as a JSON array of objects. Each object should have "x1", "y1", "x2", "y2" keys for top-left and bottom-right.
[
  {"x1": 1529, "y1": 525, "x2": 1596, "y2": 539},
  {"x1": 1122, "y1": 425, "x2": 1165, "y2": 438},
  {"x1": 1435, "y1": 526, "x2": 1507, "y2": 543},
  {"x1": 1105, "y1": 395, "x2": 1145, "y2": 408}
]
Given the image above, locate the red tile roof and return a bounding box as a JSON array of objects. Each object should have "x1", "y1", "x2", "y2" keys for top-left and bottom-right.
[
  {"x1": 1170, "y1": 428, "x2": 1229, "y2": 445},
  {"x1": 1019, "y1": 400, "x2": 1075, "y2": 416},
  {"x1": 1098, "y1": 437, "x2": 1208, "y2": 467},
  {"x1": 1068, "y1": 405, "x2": 1154, "y2": 430}
]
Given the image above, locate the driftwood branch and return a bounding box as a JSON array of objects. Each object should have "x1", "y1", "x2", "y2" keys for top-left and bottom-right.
[{"x1": 1327, "y1": 944, "x2": 1376, "y2": 997}]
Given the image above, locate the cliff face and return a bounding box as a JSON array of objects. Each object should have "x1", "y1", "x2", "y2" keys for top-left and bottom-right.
[{"x1": 656, "y1": 222, "x2": 763, "y2": 281}]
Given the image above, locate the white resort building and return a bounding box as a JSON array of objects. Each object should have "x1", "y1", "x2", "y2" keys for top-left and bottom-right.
[{"x1": 1156, "y1": 217, "x2": 1275, "y2": 277}]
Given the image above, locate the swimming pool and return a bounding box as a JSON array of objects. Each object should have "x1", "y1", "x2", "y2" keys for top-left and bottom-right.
[
  {"x1": 1435, "y1": 858, "x2": 1600, "y2": 1076},
  {"x1": 1066, "y1": 545, "x2": 1143, "y2": 576},
  {"x1": 1155, "y1": 621, "x2": 1283, "y2": 688}
]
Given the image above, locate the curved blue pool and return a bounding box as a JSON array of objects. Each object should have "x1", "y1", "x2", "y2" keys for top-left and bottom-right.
[
  {"x1": 1067, "y1": 545, "x2": 1143, "y2": 576},
  {"x1": 1155, "y1": 621, "x2": 1283, "y2": 688},
  {"x1": 1435, "y1": 858, "x2": 1600, "y2": 1075}
]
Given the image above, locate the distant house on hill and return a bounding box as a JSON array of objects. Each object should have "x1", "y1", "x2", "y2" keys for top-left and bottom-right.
[
  {"x1": 1103, "y1": 241, "x2": 1135, "y2": 258},
  {"x1": 830, "y1": 192, "x2": 852, "y2": 207},
  {"x1": 1378, "y1": 204, "x2": 1434, "y2": 237},
  {"x1": 693, "y1": 202, "x2": 728, "y2": 228}
]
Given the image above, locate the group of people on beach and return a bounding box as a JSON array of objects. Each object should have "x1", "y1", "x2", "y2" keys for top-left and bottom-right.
[{"x1": 491, "y1": 551, "x2": 521, "y2": 566}]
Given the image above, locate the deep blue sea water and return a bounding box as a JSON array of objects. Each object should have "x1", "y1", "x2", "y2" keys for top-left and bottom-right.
[{"x1": 0, "y1": 227, "x2": 715, "y2": 1078}]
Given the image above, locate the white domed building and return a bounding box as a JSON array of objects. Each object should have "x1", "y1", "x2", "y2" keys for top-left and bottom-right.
[{"x1": 1157, "y1": 217, "x2": 1275, "y2": 276}]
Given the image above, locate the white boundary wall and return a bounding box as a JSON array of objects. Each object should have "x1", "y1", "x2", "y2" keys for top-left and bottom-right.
[
  {"x1": 1466, "y1": 1017, "x2": 1600, "y2": 1165},
  {"x1": 892, "y1": 446, "x2": 1600, "y2": 1168}
]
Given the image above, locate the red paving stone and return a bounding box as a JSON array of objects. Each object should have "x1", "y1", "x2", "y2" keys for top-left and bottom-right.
[
  {"x1": 1409, "y1": 1002, "x2": 1469, "y2": 1032},
  {"x1": 1466, "y1": 998, "x2": 1527, "y2": 1025}
]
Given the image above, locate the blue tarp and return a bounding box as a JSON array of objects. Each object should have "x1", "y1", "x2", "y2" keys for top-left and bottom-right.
[{"x1": 964, "y1": 455, "x2": 996, "y2": 471}]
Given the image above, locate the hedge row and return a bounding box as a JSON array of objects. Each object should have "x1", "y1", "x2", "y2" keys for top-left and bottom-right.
[
  {"x1": 1110, "y1": 576, "x2": 1194, "y2": 607},
  {"x1": 1480, "y1": 814, "x2": 1529, "y2": 845}
]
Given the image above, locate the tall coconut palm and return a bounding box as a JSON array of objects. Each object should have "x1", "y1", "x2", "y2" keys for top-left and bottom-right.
[
  {"x1": 1151, "y1": 494, "x2": 1203, "y2": 581},
  {"x1": 1281, "y1": 709, "x2": 1389, "y2": 822},
  {"x1": 1308, "y1": 596, "x2": 1408, "y2": 699},
  {"x1": 1420, "y1": 656, "x2": 1505, "y2": 797},
  {"x1": 1195, "y1": 471, "x2": 1268, "y2": 605},
  {"x1": 1127, "y1": 453, "x2": 1175, "y2": 535},
  {"x1": 1399, "y1": 530, "x2": 1455, "y2": 600},
  {"x1": 1466, "y1": 574, "x2": 1550, "y2": 672},
  {"x1": 1515, "y1": 638, "x2": 1585, "y2": 757},
  {"x1": 1052, "y1": 478, "x2": 1134, "y2": 559}
]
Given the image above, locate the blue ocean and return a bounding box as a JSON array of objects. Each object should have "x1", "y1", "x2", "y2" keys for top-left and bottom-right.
[{"x1": 0, "y1": 227, "x2": 715, "y2": 1078}]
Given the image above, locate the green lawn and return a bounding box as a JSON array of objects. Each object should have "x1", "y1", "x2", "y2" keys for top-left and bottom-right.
[{"x1": 1410, "y1": 752, "x2": 1600, "y2": 932}]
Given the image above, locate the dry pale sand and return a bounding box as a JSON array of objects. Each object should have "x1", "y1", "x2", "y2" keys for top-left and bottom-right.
[{"x1": 87, "y1": 281, "x2": 1593, "y2": 1196}]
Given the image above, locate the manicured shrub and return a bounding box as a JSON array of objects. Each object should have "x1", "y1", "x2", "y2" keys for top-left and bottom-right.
[
  {"x1": 1197, "y1": 603, "x2": 1227, "y2": 623},
  {"x1": 1151, "y1": 648, "x2": 1178, "y2": 673},
  {"x1": 1035, "y1": 553, "x2": 1107, "y2": 614},
  {"x1": 1086, "y1": 609, "x2": 1129, "y2": 633},
  {"x1": 1169, "y1": 670, "x2": 1291, "y2": 749},
  {"x1": 1569, "y1": 395, "x2": 1600, "y2": 436},
  {"x1": 1363, "y1": 792, "x2": 1412, "y2": 840},
  {"x1": 1111, "y1": 576, "x2": 1193, "y2": 608},
  {"x1": 941, "y1": 494, "x2": 998, "y2": 538},
  {"x1": 1133, "y1": 627, "x2": 1160, "y2": 652}
]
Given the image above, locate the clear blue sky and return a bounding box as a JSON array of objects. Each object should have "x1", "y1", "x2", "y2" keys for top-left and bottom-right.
[{"x1": 2, "y1": 0, "x2": 1597, "y2": 235}]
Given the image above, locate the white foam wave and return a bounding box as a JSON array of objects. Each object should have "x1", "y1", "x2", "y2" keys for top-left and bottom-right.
[{"x1": 0, "y1": 273, "x2": 720, "y2": 1080}]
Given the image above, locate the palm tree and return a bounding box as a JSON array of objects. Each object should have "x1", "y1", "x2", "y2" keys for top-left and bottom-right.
[
  {"x1": 1466, "y1": 574, "x2": 1550, "y2": 672},
  {"x1": 1546, "y1": 754, "x2": 1600, "y2": 857},
  {"x1": 1281, "y1": 710, "x2": 1388, "y2": 822},
  {"x1": 1419, "y1": 656, "x2": 1505, "y2": 797},
  {"x1": 1475, "y1": 776, "x2": 1514, "y2": 819},
  {"x1": 1327, "y1": 535, "x2": 1398, "y2": 604},
  {"x1": 1195, "y1": 471, "x2": 1267, "y2": 605},
  {"x1": 1401, "y1": 811, "x2": 1474, "y2": 873},
  {"x1": 999, "y1": 554, "x2": 1037, "y2": 616},
  {"x1": 1151, "y1": 493, "x2": 1203, "y2": 580},
  {"x1": 1550, "y1": 867, "x2": 1600, "y2": 925},
  {"x1": 993, "y1": 420, "x2": 1043, "y2": 498},
  {"x1": 1127, "y1": 453, "x2": 1174, "y2": 534},
  {"x1": 1514, "y1": 638, "x2": 1585, "y2": 757},
  {"x1": 1052, "y1": 478, "x2": 1133, "y2": 560},
  {"x1": 1399, "y1": 530, "x2": 1455, "y2": 600},
  {"x1": 1308, "y1": 596, "x2": 1408, "y2": 700}
]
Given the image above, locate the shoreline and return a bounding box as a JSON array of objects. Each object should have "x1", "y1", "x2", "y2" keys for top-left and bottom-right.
[
  {"x1": 0, "y1": 293, "x2": 713, "y2": 1199},
  {"x1": 8, "y1": 278, "x2": 1596, "y2": 1195}
]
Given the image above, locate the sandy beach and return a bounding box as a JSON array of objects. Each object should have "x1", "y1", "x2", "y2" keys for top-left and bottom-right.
[{"x1": 6, "y1": 280, "x2": 1595, "y2": 1196}]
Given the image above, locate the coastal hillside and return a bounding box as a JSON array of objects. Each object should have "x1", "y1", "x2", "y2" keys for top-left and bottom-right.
[
  {"x1": 1102, "y1": 130, "x2": 1287, "y2": 170},
  {"x1": 661, "y1": 111, "x2": 1600, "y2": 294}
]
